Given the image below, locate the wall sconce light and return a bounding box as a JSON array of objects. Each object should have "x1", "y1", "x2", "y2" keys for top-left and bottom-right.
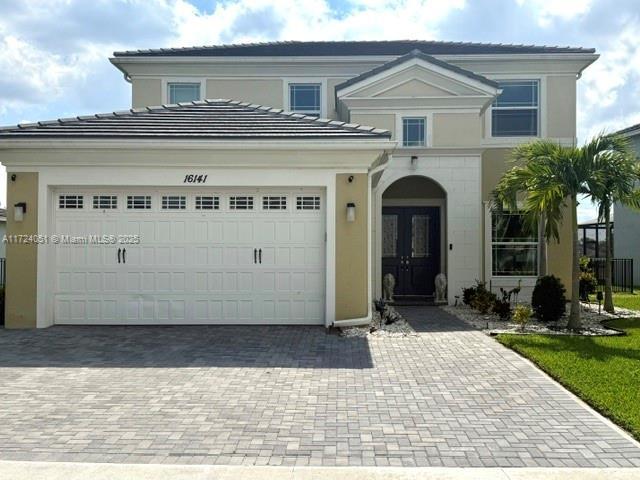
[
  {"x1": 14, "y1": 202, "x2": 26, "y2": 222},
  {"x1": 410, "y1": 155, "x2": 418, "y2": 169},
  {"x1": 10, "y1": 174, "x2": 16, "y2": 182},
  {"x1": 346, "y1": 202, "x2": 356, "y2": 222}
]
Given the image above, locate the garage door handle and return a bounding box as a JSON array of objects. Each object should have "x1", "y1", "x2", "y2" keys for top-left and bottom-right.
[
  {"x1": 254, "y1": 248, "x2": 257, "y2": 264},
  {"x1": 122, "y1": 248, "x2": 126, "y2": 264},
  {"x1": 259, "y1": 248, "x2": 262, "y2": 264},
  {"x1": 117, "y1": 248, "x2": 121, "y2": 264}
]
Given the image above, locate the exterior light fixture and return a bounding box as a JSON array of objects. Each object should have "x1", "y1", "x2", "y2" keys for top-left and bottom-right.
[
  {"x1": 410, "y1": 155, "x2": 418, "y2": 169},
  {"x1": 346, "y1": 202, "x2": 356, "y2": 222},
  {"x1": 14, "y1": 202, "x2": 26, "y2": 222}
]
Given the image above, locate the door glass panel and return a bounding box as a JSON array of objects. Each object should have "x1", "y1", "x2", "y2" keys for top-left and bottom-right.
[
  {"x1": 382, "y1": 214, "x2": 398, "y2": 258},
  {"x1": 411, "y1": 215, "x2": 430, "y2": 258}
]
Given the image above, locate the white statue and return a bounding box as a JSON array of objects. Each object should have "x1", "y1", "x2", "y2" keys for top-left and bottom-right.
[
  {"x1": 382, "y1": 273, "x2": 396, "y2": 302},
  {"x1": 434, "y1": 273, "x2": 447, "y2": 304}
]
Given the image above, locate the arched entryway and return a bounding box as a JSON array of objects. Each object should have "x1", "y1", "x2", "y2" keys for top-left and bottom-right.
[{"x1": 379, "y1": 175, "x2": 447, "y2": 299}]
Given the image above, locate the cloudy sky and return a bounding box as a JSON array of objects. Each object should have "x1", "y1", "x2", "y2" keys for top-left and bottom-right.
[{"x1": 1, "y1": 0, "x2": 639, "y2": 220}]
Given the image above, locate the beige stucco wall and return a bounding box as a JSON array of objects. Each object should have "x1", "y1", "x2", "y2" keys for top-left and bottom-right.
[
  {"x1": 335, "y1": 173, "x2": 368, "y2": 320},
  {"x1": 5, "y1": 172, "x2": 38, "y2": 328},
  {"x1": 206, "y1": 79, "x2": 284, "y2": 108},
  {"x1": 546, "y1": 76, "x2": 576, "y2": 139},
  {"x1": 547, "y1": 203, "x2": 574, "y2": 296},
  {"x1": 482, "y1": 148, "x2": 512, "y2": 201},
  {"x1": 132, "y1": 78, "x2": 162, "y2": 108},
  {"x1": 350, "y1": 113, "x2": 396, "y2": 139},
  {"x1": 432, "y1": 113, "x2": 482, "y2": 148}
]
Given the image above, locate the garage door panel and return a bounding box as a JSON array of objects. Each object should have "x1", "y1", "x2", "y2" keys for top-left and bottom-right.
[{"x1": 54, "y1": 188, "x2": 325, "y2": 325}]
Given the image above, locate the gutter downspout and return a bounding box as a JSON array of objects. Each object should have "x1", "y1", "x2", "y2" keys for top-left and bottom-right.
[{"x1": 332, "y1": 151, "x2": 393, "y2": 328}]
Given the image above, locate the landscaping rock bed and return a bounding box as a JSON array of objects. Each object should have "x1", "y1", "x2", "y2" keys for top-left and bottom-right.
[
  {"x1": 340, "y1": 305, "x2": 417, "y2": 338},
  {"x1": 443, "y1": 303, "x2": 632, "y2": 336}
]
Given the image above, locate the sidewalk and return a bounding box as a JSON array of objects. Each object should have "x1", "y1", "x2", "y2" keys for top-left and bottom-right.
[{"x1": 2, "y1": 462, "x2": 640, "y2": 480}]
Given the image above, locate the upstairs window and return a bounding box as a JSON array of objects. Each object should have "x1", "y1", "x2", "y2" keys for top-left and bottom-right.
[
  {"x1": 491, "y1": 80, "x2": 539, "y2": 137},
  {"x1": 168, "y1": 82, "x2": 200, "y2": 104},
  {"x1": 491, "y1": 211, "x2": 538, "y2": 276},
  {"x1": 402, "y1": 117, "x2": 426, "y2": 147},
  {"x1": 289, "y1": 83, "x2": 321, "y2": 116}
]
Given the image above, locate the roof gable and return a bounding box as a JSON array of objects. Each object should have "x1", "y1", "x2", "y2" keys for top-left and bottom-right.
[
  {"x1": 336, "y1": 50, "x2": 499, "y2": 99},
  {"x1": 0, "y1": 99, "x2": 391, "y2": 141}
]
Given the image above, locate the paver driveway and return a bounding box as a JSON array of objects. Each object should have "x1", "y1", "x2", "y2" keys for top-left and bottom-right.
[{"x1": 1, "y1": 307, "x2": 639, "y2": 467}]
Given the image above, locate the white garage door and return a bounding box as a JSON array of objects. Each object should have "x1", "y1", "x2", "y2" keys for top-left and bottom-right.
[{"x1": 53, "y1": 188, "x2": 325, "y2": 325}]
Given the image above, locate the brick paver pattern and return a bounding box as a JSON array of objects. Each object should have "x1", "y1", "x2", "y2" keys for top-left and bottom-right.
[{"x1": 1, "y1": 307, "x2": 639, "y2": 467}]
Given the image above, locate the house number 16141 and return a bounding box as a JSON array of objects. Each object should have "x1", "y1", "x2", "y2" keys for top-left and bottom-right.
[{"x1": 183, "y1": 174, "x2": 208, "y2": 184}]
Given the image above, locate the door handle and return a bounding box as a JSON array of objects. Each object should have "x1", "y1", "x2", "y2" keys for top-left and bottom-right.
[
  {"x1": 259, "y1": 248, "x2": 262, "y2": 264},
  {"x1": 122, "y1": 248, "x2": 126, "y2": 264},
  {"x1": 117, "y1": 248, "x2": 121, "y2": 264},
  {"x1": 254, "y1": 248, "x2": 257, "y2": 264}
]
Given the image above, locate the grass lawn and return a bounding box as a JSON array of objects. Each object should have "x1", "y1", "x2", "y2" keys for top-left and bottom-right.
[
  {"x1": 497, "y1": 318, "x2": 640, "y2": 440},
  {"x1": 587, "y1": 291, "x2": 640, "y2": 311}
]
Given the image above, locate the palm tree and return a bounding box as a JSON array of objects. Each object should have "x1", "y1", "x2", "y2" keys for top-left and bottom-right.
[
  {"x1": 586, "y1": 134, "x2": 640, "y2": 313},
  {"x1": 495, "y1": 141, "x2": 584, "y2": 329},
  {"x1": 494, "y1": 134, "x2": 631, "y2": 330}
]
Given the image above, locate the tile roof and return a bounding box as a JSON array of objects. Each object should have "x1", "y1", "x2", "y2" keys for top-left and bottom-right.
[
  {"x1": 335, "y1": 49, "x2": 499, "y2": 93},
  {"x1": 616, "y1": 122, "x2": 640, "y2": 137},
  {"x1": 113, "y1": 40, "x2": 596, "y2": 58},
  {"x1": 0, "y1": 100, "x2": 391, "y2": 140}
]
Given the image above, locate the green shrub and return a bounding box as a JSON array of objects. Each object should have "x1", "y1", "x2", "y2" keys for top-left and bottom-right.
[
  {"x1": 531, "y1": 275, "x2": 566, "y2": 322},
  {"x1": 512, "y1": 304, "x2": 532, "y2": 331},
  {"x1": 462, "y1": 285, "x2": 477, "y2": 306},
  {"x1": 492, "y1": 287, "x2": 513, "y2": 320},
  {"x1": 471, "y1": 282, "x2": 497, "y2": 314}
]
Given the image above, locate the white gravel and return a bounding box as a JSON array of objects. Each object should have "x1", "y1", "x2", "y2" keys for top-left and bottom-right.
[
  {"x1": 442, "y1": 301, "x2": 635, "y2": 336},
  {"x1": 340, "y1": 306, "x2": 417, "y2": 338}
]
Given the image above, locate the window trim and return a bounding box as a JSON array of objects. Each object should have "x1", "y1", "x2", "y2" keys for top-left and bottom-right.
[
  {"x1": 58, "y1": 194, "x2": 84, "y2": 210},
  {"x1": 262, "y1": 195, "x2": 288, "y2": 211},
  {"x1": 490, "y1": 210, "x2": 539, "y2": 278},
  {"x1": 161, "y1": 77, "x2": 205, "y2": 104},
  {"x1": 126, "y1": 195, "x2": 152, "y2": 210},
  {"x1": 490, "y1": 79, "x2": 540, "y2": 138},
  {"x1": 401, "y1": 116, "x2": 427, "y2": 148},
  {"x1": 395, "y1": 111, "x2": 433, "y2": 148},
  {"x1": 485, "y1": 76, "x2": 546, "y2": 144},
  {"x1": 92, "y1": 194, "x2": 118, "y2": 210},
  {"x1": 284, "y1": 78, "x2": 327, "y2": 117}
]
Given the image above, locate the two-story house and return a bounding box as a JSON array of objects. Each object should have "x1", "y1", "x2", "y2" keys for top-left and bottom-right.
[{"x1": 0, "y1": 40, "x2": 598, "y2": 328}]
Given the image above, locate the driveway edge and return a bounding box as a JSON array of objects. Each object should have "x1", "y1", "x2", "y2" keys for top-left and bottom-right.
[{"x1": 2, "y1": 461, "x2": 640, "y2": 479}]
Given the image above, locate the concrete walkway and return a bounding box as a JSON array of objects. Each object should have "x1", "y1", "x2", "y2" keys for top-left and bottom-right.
[
  {"x1": 1, "y1": 461, "x2": 640, "y2": 480},
  {"x1": 0, "y1": 307, "x2": 639, "y2": 468}
]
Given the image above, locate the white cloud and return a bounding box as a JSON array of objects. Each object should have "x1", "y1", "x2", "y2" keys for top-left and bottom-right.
[{"x1": 516, "y1": 0, "x2": 593, "y2": 27}]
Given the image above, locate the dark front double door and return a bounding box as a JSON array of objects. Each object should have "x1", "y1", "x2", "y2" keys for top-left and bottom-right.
[{"x1": 382, "y1": 207, "x2": 441, "y2": 297}]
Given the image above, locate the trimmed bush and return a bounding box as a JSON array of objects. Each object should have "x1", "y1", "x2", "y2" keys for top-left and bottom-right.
[
  {"x1": 512, "y1": 304, "x2": 533, "y2": 331},
  {"x1": 531, "y1": 275, "x2": 566, "y2": 322},
  {"x1": 462, "y1": 286, "x2": 477, "y2": 306},
  {"x1": 471, "y1": 283, "x2": 497, "y2": 314}
]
